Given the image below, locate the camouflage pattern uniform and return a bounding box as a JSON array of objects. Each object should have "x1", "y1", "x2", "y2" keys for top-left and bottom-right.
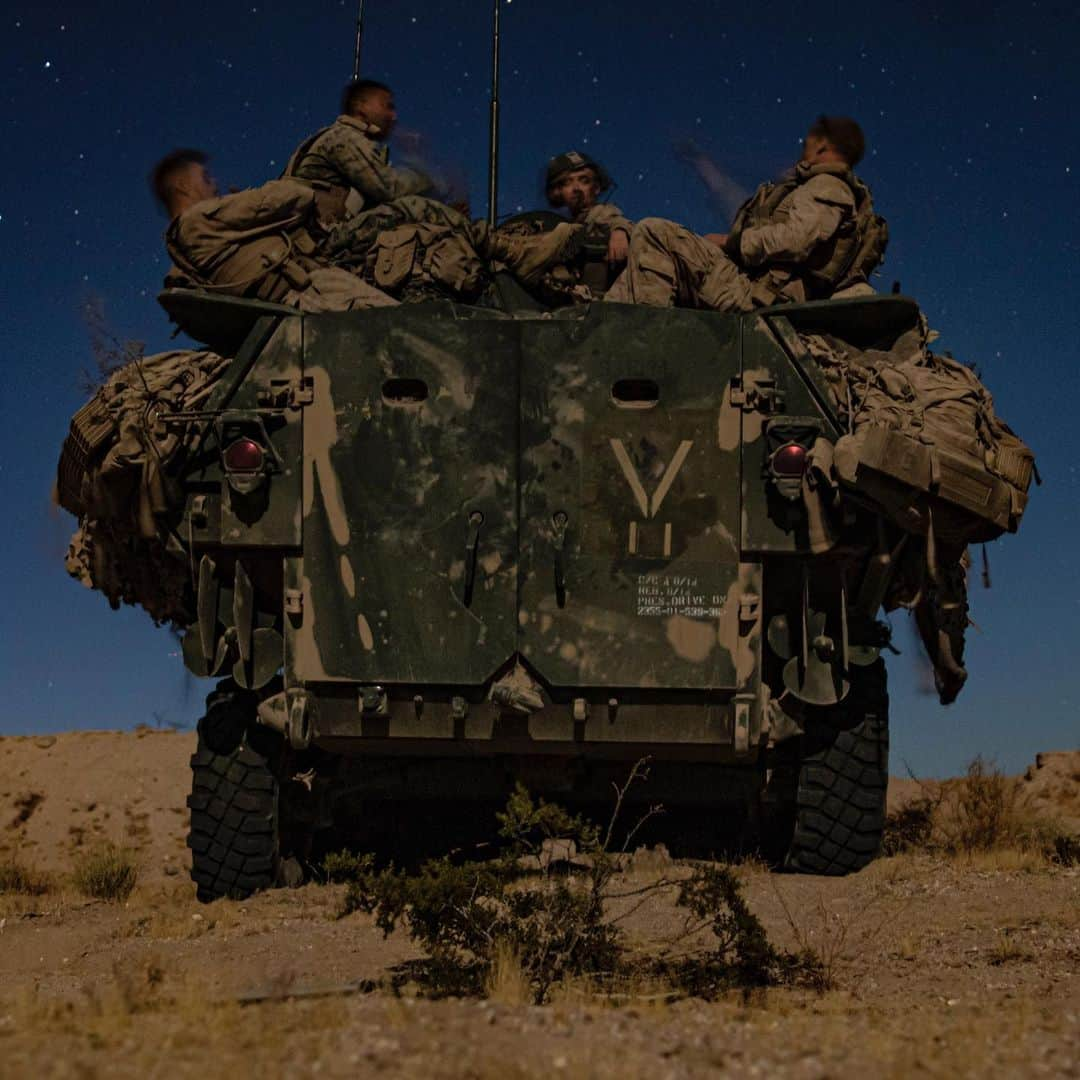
[
  {"x1": 326, "y1": 194, "x2": 584, "y2": 301},
  {"x1": 284, "y1": 115, "x2": 432, "y2": 223},
  {"x1": 607, "y1": 162, "x2": 866, "y2": 310},
  {"x1": 486, "y1": 203, "x2": 630, "y2": 306},
  {"x1": 575, "y1": 201, "x2": 632, "y2": 236},
  {"x1": 604, "y1": 218, "x2": 753, "y2": 310},
  {"x1": 163, "y1": 179, "x2": 395, "y2": 311}
]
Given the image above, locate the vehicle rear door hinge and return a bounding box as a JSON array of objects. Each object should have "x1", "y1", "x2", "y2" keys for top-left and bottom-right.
[{"x1": 730, "y1": 375, "x2": 785, "y2": 414}]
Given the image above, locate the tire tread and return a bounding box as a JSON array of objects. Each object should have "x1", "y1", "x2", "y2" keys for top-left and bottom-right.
[
  {"x1": 785, "y1": 660, "x2": 889, "y2": 876},
  {"x1": 186, "y1": 713, "x2": 279, "y2": 903}
]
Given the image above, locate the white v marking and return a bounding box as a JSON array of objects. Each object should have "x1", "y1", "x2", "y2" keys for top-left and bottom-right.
[{"x1": 609, "y1": 439, "x2": 694, "y2": 518}]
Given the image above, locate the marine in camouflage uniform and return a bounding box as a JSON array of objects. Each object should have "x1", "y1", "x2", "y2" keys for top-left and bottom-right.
[
  {"x1": 539, "y1": 150, "x2": 632, "y2": 299},
  {"x1": 283, "y1": 79, "x2": 434, "y2": 228},
  {"x1": 545, "y1": 150, "x2": 632, "y2": 255},
  {"x1": 607, "y1": 116, "x2": 886, "y2": 310},
  {"x1": 152, "y1": 149, "x2": 396, "y2": 312},
  {"x1": 280, "y1": 82, "x2": 583, "y2": 302}
]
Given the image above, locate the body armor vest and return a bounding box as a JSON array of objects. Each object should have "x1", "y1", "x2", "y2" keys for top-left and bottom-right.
[
  {"x1": 727, "y1": 162, "x2": 888, "y2": 299},
  {"x1": 282, "y1": 124, "x2": 355, "y2": 228}
]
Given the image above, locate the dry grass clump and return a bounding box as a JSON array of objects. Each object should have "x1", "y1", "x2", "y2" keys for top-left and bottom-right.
[
  {"x1": 5, "y1": 959, "x2": 247, "y2": 1059},
  {"x1": 71, "y1": 842, "x2": 139, "y2": 902},
  {"x1": 484, "y1": 941, "x2": 533, "y2": 1005},
  {"x1": 124, "y1": 893, "x2": 270, "y2": 942},
  {"x1": 0, "y1": 860, "x2": 54, "y2": 897},
  {"x1": 883, "y1": 756, "x2": 1077, "y2": 866},
  {"x1": 947, "y1": 757, "x2": 1031, "y2": 852}
]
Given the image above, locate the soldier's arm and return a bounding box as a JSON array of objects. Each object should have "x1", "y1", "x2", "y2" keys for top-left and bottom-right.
[
  {"x1": 584, "y1": 204, "x2": 632, "y2": 264},
  {"x1": 585, "y1": 203, "x2": 633, "y2": 237},
  {"x1": 738, "y1": 176, "x2": 853, "y2": 268},
  {"x1": 325, "y1": 131, "x2": 433, "y2": 204},
  {"x1": 209, "y1": 180, "x2": 317, "y2": 231}
]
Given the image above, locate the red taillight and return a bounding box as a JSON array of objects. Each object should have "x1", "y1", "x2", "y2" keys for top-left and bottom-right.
[
  {"x1": 223, "y1": 437, "x2": 264, "y2": 473},
  {"x1": 771, "y1": 443, "x2": 808, "y2": 477}
]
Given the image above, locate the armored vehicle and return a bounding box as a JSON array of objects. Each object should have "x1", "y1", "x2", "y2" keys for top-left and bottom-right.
[{"x1": 59, "y1": 281, "x2": 1032, "y2": 901}]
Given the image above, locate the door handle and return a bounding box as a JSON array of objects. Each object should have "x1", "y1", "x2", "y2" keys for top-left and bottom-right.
[
  {"x1": 463, "y1": 510, "x2": 484, "y2": 607},
  {"x1": 552, "y1": 511, "x2": 568, "y2": 608}
]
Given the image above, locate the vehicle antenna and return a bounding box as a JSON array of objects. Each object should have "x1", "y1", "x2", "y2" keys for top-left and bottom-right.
[
  {"x1": 352, "y1": 0, "x2": 365, "y2": 80},
  {"x1": 486, "y1": 0, "x2": 501, "y2": 227}
]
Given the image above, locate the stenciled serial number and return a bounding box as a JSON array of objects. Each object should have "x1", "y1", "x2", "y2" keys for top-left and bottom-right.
[{"x1": 636, "y1": 574, "x2": 726, "y2": 618}]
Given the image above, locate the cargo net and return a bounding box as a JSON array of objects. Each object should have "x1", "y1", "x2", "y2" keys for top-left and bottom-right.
[
  {"x1": 798, "y1": 319, "x2": 1035, "y2": 546},
  {"x1": 57, "y1": 349, "x2": 230, "y2": 627}
]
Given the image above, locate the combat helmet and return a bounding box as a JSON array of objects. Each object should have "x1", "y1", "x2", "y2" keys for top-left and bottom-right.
[{"x1": 545, "y1": 150, "x2": 612, "y2": 206}]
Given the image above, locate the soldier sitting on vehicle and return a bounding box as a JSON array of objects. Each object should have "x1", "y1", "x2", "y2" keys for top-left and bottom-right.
[
  {"x1": 606, "y1": 116, "x2": 887, "y2": 311},
  {"x1": 277, "y1": 78, "x2": 591, "y2": 304},
  {"x1": 151, "y1": 148, "x2": 397, "y2": 312},
  {"x1": 283, "y1": 78, "x2": 438, "y2": 228},
  {"x1": 154, "y1": 148, "x2": 581, "y2": 310},
  {"x1": 509, "y1": 149, "x2": 632, "y2": 301},
  {"x1": 546, "y1": 150, "x2": 632, "y2": 266}
]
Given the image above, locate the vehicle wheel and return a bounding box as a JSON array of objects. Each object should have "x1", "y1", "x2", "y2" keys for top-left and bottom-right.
[
  {"x1": 783, "y1": 659, "x2": 889, "y2": 875},
  {"x1": 187, "y1": 685, "x2": 281, "y2": 903}
]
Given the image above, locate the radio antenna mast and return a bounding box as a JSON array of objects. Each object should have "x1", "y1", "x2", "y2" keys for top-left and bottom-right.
[
  {"x1": 352, "y1": 0, "x2": 365, "y2": 79},
  {"x1": 486, "y1": 0, "x2": 501, "y2": 226}
]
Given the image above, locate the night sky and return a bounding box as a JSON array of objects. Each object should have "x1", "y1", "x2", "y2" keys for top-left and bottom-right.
[{"x1": 1, "y1": 1, "x2": 1077, "y2": 775}]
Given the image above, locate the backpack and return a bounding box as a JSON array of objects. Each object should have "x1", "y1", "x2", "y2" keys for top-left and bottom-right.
[{"x1": 804, "y1": 329, "x2": 1035, "y2": 544}]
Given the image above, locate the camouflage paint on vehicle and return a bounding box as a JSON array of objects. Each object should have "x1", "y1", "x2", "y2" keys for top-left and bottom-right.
[
  {"x1": 171, "y1": 295, "x2": 936, "y2": 758},
  {"x1": 516, "y1": 303, "x2": 747, "y2": 691},
  {"x1": 288, "y1": 306, "x2": 520, "y2": 686}
]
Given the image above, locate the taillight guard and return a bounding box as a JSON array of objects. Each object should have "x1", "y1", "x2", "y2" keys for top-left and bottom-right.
[{"x1": 215, "y1": 413, "x2": 283, "y2": 495}]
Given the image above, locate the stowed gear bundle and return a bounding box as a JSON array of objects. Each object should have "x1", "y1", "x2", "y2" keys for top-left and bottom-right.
[
  {"x1": 791, "y1": 315, "x2": 1035, "y2": 703},
  {"x1": 57, "y1": 349, "x2": 229, "y2": 626},
  {"x1": 801, "y1": 317, "x2": 1034, "y2": 546}
]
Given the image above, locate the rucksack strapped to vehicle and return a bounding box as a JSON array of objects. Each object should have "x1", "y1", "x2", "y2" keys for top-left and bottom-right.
[{"x1": 801, "y1": 327, "x2": 1035, "y2": 544}]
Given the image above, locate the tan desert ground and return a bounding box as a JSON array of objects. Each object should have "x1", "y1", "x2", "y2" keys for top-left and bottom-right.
[{"x1": 1, "y1": 729, "x2": 1078, "y2": 1079}]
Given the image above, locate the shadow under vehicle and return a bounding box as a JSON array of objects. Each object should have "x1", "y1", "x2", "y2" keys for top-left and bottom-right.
[{"x1": 128, "y1": 286, "x2": 1019, "y2": 900}]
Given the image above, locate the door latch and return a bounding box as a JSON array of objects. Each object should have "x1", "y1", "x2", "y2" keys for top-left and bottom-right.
[{"x1": 729, "y1": 375, "x2": 785, "y2": 414}]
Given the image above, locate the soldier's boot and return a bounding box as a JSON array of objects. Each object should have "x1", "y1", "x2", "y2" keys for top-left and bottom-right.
[{"x1": 473, "y1": 222, "x2": 584, "y2": 285}]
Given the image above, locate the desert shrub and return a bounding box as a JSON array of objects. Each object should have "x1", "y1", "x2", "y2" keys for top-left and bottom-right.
[
  {"x1": 884, "y1": 757, "x2": 1076, "y2": 864},
  {"x1": 72, "y1": 842, "x2": 138, "y2": 902},
  {"x1": 0, "y1": 861, "x2": 54, "y2": 896},
  {"x1": 881, "y1": 794, "x2": 940, "y2": 855},
  {"x1": 667, "y1": 864, "x2": 825, "y2": 994},
  {"x1": 322, "y1": 850, "x2": 373, "y2": 884},
  {"x1": 337, "y1": 764, "x2": 822, "y2": 1003},
  {"x1": 340, "y1": 784, "x2": 622, "y2": 1002}
]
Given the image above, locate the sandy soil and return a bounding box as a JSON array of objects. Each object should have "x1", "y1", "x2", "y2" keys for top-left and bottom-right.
[{"x1": 1, "y1": 731, "x2": 1077, "y2": 1079}]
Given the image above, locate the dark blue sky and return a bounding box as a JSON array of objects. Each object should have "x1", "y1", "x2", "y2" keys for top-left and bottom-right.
[{"x1": 1, "y1": 1, "x2": 1076, "y2": 774}]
